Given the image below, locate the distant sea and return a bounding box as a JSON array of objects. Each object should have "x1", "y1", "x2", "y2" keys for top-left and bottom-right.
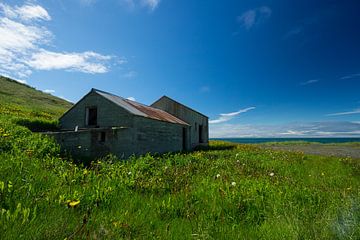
[{"x1": 211, "y1": 138, "x2": 360, "y2": 144}]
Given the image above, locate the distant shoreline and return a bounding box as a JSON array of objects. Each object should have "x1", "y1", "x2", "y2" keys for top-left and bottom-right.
[{"x1": 211, "y1": 138, "x2": 360, "y2": 144}]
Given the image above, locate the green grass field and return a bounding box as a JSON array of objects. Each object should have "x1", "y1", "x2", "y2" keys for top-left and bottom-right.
[{"x1": 1, "y1": 76, "x2": 360, "y2": 239}]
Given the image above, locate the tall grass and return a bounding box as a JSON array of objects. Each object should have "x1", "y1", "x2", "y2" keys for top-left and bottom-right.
[
  {"x1": 0, "y1": 77, "x2": 359, "y2": 239},
  {"x1": 1, "y1": 115, "x2": 359, "y2": 239}
]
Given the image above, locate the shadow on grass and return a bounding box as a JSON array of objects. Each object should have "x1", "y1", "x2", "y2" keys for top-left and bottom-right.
[{"x1": 16, "y1": 118, "x2": 60, "y2": 132}]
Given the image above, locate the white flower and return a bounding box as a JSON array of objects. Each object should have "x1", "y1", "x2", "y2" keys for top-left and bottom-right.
[
  {"x1": 216, "y1": 174, "x2": 220, "y2": 178},
  {"x1": 128, "y1": 171, "x2": 132, "y2": 175},
  {"x1": 269, "y1": 172, "x2": 275, "y2": 177},
  {"x1": 231, "y1": 181, "x2": 236, "y2": 186}
]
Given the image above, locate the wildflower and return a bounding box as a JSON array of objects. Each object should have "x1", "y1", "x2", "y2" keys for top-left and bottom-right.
[
  {"x1": 128, "y1": 171, "x2": 132, "y2": 175},
  {"x1": 269, "y1": 172, "x2": 275, "y2": 177},
  {"x1": 321, "y1": 172, "x2": 325, "y2": 176},
  {"x1": 231, "y1": 181, "x2": 236, "y2": 186},
  {"x1": 77, "y1": 145, "x2": 82, "y2": 149},
  {"x1": 216, "y1": 174, "x2": 220, "y2": 178},
  {"x1": 67, "y1": 200, "x2": 80, "y2": 208}
]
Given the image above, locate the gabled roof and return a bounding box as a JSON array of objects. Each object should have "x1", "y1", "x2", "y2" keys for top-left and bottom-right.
[
  {"x1": 92, "y1": 89, "x2": 189, "y2": 126},
  {"x1": 152, "y1": 95, "x2": 208, "y2": 118}
]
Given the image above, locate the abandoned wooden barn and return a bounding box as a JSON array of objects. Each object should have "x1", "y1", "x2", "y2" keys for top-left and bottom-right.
[{"x1": 48, "y1": 88, "x2": 208, "y2": 158}]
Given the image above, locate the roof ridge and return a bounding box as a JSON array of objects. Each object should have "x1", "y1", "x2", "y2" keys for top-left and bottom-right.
[
  {"x1": 153, "y1": 95, "x2": 208, "y2": 118},
  {"x1": 93, "y1": 89, "x2": 189, "y2": 126}
]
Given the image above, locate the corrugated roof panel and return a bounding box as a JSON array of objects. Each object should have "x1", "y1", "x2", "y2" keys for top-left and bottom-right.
[
  {"x1": 94, "y1": 89, "x2": 147, "y2": 117},
  {"x1": 92, "y1": 89, "x2": 189, "y2": 126},
  {"x1": 124, "y1": 99, "x2": 189, "y2": 125}
]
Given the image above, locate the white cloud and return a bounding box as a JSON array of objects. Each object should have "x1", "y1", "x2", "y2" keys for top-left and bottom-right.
[
  {"x1": 59, "y1": 96, "x2": 73, "y2": 103},
  {"x1": 0, "y1": 3, "x2": 51, "y2": 21},
  {"x1": 79, "y1": 0, "x2": 97, "y2": 6},
  {"x1": 26, "y1": 50, "x2": 111, "y2": 74},
  {"x1": 340, "y1": 73, "x2": 360, "y2": 80},
  {"x1": 126, "y1": 96, "x2": 136, "y2": 101},
  {"x1": 283, "y1": 26, "x2": 303, "y2": 40},
  {"x1": 300, "y1": 79, "x2": 319, "y2": 86},
  {"x1": 210, "y1": 121, "x2": 360, "y2": 138},
  {"x1": 123, "y1": 70, "x2": 138, "y2": 79},
  {"x1": 43, "y1": 89, "x2": 55, "y2": 94},
  {"x1": 237, "y1": 6, "x2": 271, "y2": 30},
  {"x1": 120, "y1": 0, "x2": 161, "y2": 11},
  {"x1": 141, "y1": 0, "x2": 160, "y2": 11},
  {"x1": 327, "y1": 108, "x2": 360, "y2": 116},
  {"x1": 0, "y1": 3, "x2": 115, "y2": 79},
  {"x1": 209, "y1": 107, "x2": 256, "y2": 124},
  {"x1": 200, "y1": 86, "x2": 210, "y2": 93}
]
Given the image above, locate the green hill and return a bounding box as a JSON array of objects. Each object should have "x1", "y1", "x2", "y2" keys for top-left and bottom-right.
[
  {"x1": 0, "y1": 76, "x2": 72, "y2": 119},
  {"x1": 0, "y1": 76, "x2": 359, "y2": 239}
]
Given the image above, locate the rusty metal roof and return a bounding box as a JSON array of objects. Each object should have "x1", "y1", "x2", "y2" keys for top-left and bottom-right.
[{"x1": 93, "y1": 89, "x2": 189, "y2": 126}]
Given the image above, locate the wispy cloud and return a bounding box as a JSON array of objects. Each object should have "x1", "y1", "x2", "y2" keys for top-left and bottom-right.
[
  {"x1": 210, "y1": 121, "x2": 360, "y2": 138},
  {"x1": 141, "y1": 0, "x2": 160, "y2": 11},
  {"x1": 237, "y1": 6, "x2": 271, "y2": 30},
  {"x1": 79, "y1": 0, "x2": 97, "y2": 6},
  {"x1": 340, "y1": 73, "x2": 360, "y2": 80},
  {"x1": 0, "y1": 3, "x2": 116, "y2": 79},
  {"x1": 283, "y1": 26, "x2": 303, "y2": 40},
  {"x1": 59, "y1": 95, "x2": 73, "y2": 103},
  {"x1": 200, "y1": 86, "x2": 210, "y2": 93},
  {"x1": 126, "y1": 96, "x2": 136, "y2": 101},
  {"x1": 120, "y1": 0, "x2": 161, "y2": 11},
  {"x1": 26, "y1": 50, "x2": 111, "y2": 74},
  {"x1": 43, "y1": 89, "x2": 55, "y2": 94},
  {"x1": 326, "y1": 108, "x2": 360, "y2": 116},
  {"x1": 300, "y1": 79, "x2": 319, "y2": 86},
  {"x1": 0, "y1": 3, "x2": 51, "y2": 21},
  {"x1": 209, "y1": 107, "x2": 256, "y2": 124},
  {"x1": 123, "y1": 70, "x2": 138, "y2": 79}
]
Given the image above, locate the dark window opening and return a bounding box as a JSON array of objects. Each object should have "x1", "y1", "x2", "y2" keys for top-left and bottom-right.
[
  {"x1": 199, "y1": 125, "x2": 204, "y2": 143},
  {"x1": 99, "y1": 132, "x2": 106, "y2": 143},
  {"x1": 182, "y1": 127, "x2": 187, "y2": 151},
  {"x1": 87, "y1": 107, "x2": 97, "y2": 126}
]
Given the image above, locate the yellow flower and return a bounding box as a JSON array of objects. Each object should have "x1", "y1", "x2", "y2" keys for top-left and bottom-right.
[{"x1": 67, "y1": 200, "x2": 80, "y2": 208}]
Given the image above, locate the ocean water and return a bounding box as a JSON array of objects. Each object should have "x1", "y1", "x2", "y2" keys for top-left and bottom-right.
[{"x1": 211, "y1": 138, "x2": 360, "y2": 144}]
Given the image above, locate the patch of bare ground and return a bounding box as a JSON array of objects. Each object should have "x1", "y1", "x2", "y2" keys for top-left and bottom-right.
[{"x1": 260, "y1": 142, "x2": 360, "y2": 159}]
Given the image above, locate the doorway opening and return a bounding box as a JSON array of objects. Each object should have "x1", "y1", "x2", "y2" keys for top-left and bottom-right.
[{"x1": 199, "y1": 125, "x2": 204, "y2": 143}]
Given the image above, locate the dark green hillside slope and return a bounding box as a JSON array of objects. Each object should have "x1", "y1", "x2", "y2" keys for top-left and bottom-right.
[{"x1": 0, "y1": 76, "x2": 72, "y2": 119}]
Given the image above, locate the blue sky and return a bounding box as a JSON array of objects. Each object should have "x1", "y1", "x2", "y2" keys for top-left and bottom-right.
[{"x1": 1, "y1": 0, "x2": 359, "y2": 137}]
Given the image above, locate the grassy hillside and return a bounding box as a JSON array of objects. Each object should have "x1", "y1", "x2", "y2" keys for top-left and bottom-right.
[
  {"x1": 0, "y1": 76, "x2": 360, "y2": 239},
  {"x1": 0, "y1": 76, "x2": 72, "y2": 119}
]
